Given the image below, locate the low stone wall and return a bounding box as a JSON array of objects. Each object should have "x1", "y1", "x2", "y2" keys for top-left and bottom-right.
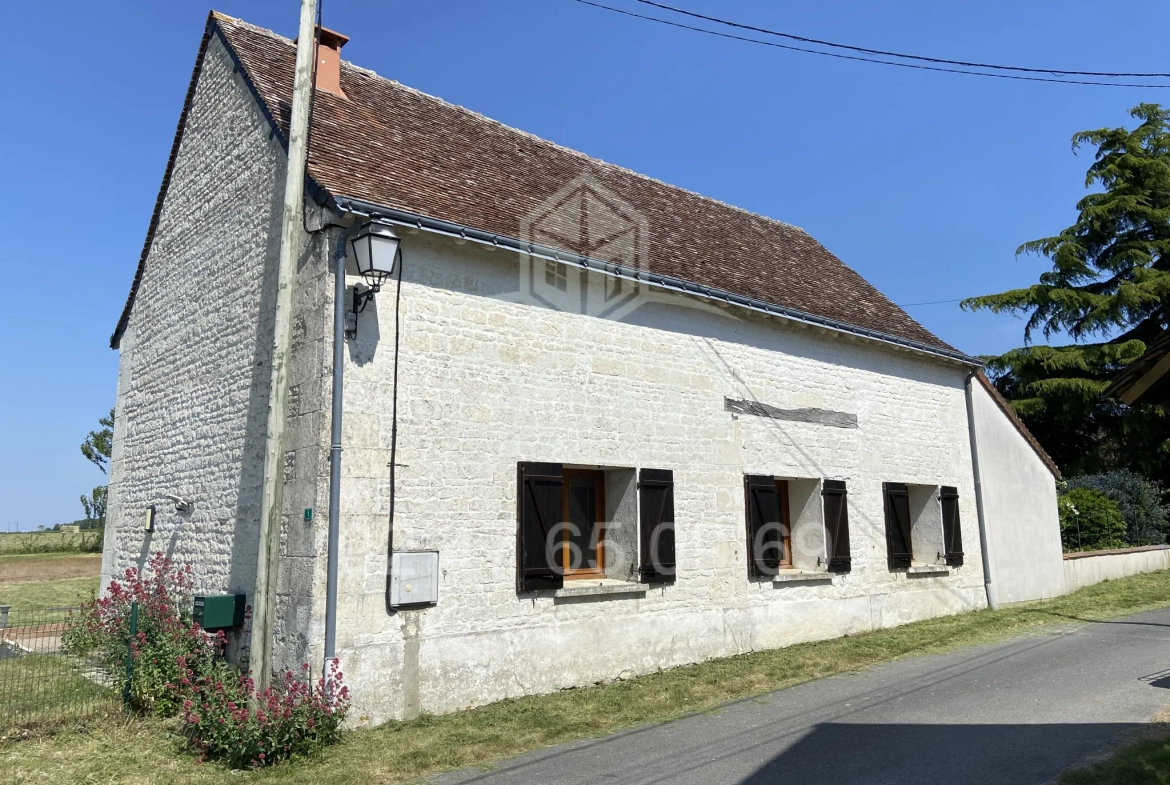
[{"x1": 1063, "y1": 545, "x2": 1170, "y2": 593}]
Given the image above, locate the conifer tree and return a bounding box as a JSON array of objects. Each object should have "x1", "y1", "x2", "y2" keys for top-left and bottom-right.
[{"x1": 963, "y1": 104, "x2": 1170, "y2": 480}]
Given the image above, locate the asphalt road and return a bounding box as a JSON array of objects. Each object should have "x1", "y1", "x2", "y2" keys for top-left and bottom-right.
[{"x1": 439, "y1": 607, "x2": 1170, "y2": 785}]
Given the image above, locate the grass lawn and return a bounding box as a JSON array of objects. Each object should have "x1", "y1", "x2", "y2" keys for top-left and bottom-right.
[
  {"x1": 0, "y1": 577, "x2": 98, "y2": 610},
  {"x1": 6, "y1": 570, "x2": 1170, "y2": 784},
  {"x1": 0, "y1": 654, "x2": 118, "y2": 733}
]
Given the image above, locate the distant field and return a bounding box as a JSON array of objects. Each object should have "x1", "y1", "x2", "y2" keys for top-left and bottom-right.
[
  {"x1": 0, "y1": 576, "x2": 98, "y2": 609},
  {"x1": 0, "y1": 530, "x2": 101, "y2": 555},
  {"x1": 0, "y1": 553, "x2": 102, "y2": 609}
]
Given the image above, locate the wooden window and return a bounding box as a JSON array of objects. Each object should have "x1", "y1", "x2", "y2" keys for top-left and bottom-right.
[
  {"x1": 940, "y1": 486, "x2": 964, "y2": 566},
  {"x1": 638, "y1": 468, "x2": 676, "y2": 584},
  {"x1": 822, "y1": 480, "x2": 852, "y2": 573},
  {"x1": 744, "y1": 475, "x2": 792, "y2": 576},
  {"x1": 776, "y1": 480, "x2": 792, "y2": 568},
  {"x1": 517, "y1": 462, "x2": 564, "y2": 592},
  {"x1": 562, "y1": 469, "x2": 606, "y2": 579},
  {"x1": 883, "y1": 482, "x2": 913, "y2": 569}
]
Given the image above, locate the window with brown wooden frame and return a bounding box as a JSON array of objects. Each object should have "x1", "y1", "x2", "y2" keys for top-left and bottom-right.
[
  {"x1": 744, "y1": 476, "x2": 792, "y2": 576},
  {"x1": 516, "y1": 462, "x2": 677, "y2": 591},
  {"x1": 562, "y1": 469, "x2": 607, "y2": 579},
  {"x1": 882, "y1": 482, "x2": 952, "y2": 570},
  {"x1": 776, "y1": 480, "x2": 793, "y2": 569}
]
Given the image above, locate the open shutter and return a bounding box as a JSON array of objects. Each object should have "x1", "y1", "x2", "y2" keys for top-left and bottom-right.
[
  {"x1": 940, "y1": 486, "x2": 964, "y2": 566},
  {"x1": 638, "y1": 469, "x2": 676, "y2": 584},
  {"x1": 822, "y1": 480, "x2": 851, "y2": 573},
  {"x1": 883, "y1": 482, "x2": 913, "y2": 569},
  {"x1": 517, "y1": 462, "x2": 564, "y2": 592},
  {"x1": 745, "y1": 475, "x2": 782, "y2": 577}
]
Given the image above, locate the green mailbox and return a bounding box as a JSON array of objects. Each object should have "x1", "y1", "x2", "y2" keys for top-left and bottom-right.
[{"x1": 193, "y1": 593, "x2": 246, "y2": 632}]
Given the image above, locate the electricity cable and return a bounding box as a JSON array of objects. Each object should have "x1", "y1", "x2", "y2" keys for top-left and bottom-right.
[
  {"x1": 633, "y1": 0, "x2": 1170, "y2": 78},
  {"x1": 571, "y1": 0, "x2": 1170, "y2": 88}
]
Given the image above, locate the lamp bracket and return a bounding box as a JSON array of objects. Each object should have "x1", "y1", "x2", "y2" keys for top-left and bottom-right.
[
  {"x1": 353, "y1": 285, "x2": 378, "y2": 314},
  {"x1": 346, "y1": 285, "x2": 380, "y2": 340}
]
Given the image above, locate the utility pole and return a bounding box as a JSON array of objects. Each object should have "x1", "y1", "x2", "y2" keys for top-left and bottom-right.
[{"x1": 250, "y1": 0, "x2": 319, "y2": 693}]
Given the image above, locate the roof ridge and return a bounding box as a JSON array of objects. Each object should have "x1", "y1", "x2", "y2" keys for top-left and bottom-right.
[{"x1": 211, "y1": 11, "x2": 809, "y2": 239}]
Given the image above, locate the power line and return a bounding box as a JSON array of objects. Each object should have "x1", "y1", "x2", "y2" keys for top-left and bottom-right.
[
  {"x1": 634, "y1": 0, "x2": 1170, "y2": 79},
  {"x1": 898, "y1": 298, "x2": 968, "y2": 307},
  {"x1": 572, "y1": 0, "x2": 1170, "y2": 88}
]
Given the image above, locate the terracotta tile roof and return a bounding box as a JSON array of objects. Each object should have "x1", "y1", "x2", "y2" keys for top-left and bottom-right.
[{"x1": 202, "y1": 12, "x2": 954, "y2": 354}]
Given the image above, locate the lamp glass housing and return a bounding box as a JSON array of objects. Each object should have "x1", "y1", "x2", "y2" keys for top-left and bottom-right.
[{"x1": 350, "y1": 221, "x2": 401, "y2": 288}]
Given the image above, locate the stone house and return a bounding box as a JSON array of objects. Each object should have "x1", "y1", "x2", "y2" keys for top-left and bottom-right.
[{"x1": 103, "y1": 12, "x2": 1067, "y2": 724}]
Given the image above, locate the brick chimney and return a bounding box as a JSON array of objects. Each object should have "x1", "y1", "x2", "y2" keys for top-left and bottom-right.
[{"x1": 313, "y1": 27, "x2": 349, "y2": 98}]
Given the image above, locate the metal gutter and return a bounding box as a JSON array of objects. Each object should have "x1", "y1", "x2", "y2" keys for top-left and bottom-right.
[{"x1": 332, "y1": 195, "x2": 981, "y2": 368}]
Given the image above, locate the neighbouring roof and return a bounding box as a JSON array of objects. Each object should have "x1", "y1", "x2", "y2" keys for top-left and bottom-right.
[
  {"x1": 1104, "y1": 330, "x2": 1170, "y2": 407},
  {"x1": 112, "y1": 11, "x2": 964, "y2": 361}
]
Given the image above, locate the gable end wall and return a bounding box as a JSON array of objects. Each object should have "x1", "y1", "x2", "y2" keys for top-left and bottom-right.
[{"x1": 102, "y1": 33, "x2": 307, "y2": 661}]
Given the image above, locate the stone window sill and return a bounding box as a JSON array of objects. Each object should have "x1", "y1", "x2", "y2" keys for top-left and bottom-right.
[
  {"x1": 907, "y1": 564, "x2": 950, "y2": 576},
  {"x1": 772, "y1": 570, "x2": 834, "y2": 584},
  {"x1": 554, "y1": 579, "x2": 648, "y2": 599}
]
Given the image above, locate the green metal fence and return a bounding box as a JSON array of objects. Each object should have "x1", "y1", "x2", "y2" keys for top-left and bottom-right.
[{"x1": 0, "y1": 606, "x2": 118, "y2": 732}]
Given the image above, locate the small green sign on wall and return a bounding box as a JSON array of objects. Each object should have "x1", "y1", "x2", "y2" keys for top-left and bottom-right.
[{"x1": 304, "y1": 508, "x2": 313, "y2": 522}]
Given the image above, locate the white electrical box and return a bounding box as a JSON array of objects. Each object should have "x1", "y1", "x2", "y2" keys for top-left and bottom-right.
[{"x1": 389, "y1": 551, "x2": 439, "y2": 608}]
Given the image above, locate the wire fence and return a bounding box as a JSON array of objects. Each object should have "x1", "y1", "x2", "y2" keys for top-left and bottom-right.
[{"x1": 0, "y1": 606, "x2": 119, "y2": 733}]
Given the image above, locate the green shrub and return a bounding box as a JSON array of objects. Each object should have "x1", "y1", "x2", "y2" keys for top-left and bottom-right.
[
  {"x1": 176, "y1": 659, "x2": 349, "y2": 768},
  {"x1": 1065, "y1": 470, "x2": 1170, "y2": 546},
  {"x1": 1059, "y1": 488, "x2": 1127, "y2": 552},
  {"x1": 64, "y1": 552, "x2": 349, "y2": 769},
  {"x1": 63, "y1": 552, "x2": 223, "y2": 715}
]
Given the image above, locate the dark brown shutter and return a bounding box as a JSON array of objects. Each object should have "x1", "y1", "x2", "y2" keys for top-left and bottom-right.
[
  {"x1": 517, "y1": 462, "x2": 564, "y2": 592},
  {"x1": 940, "y1": 486, "x2": 964, "y2": 566},
  {"x1": 638, "y1": 469, "x2": 676, "y2": 584},
  {"x1": 822, "y1": 480, "x2": 851, "y2": 572},
  {"x1": 883, "y1": 482, "x2": 913, "y2": 569},
  {"x1": 745, "y1": 475, "x2": 782, "y2": 577}
]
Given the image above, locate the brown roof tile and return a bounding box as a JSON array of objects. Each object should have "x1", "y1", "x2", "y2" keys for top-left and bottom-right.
[{"x1": 211, "y1": 13, "x2": 955, "y2": 354}]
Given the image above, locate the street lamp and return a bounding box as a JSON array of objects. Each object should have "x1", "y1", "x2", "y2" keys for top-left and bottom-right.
[{"x1": 346, "y1": 220, "x2": 401, "y2": 338}]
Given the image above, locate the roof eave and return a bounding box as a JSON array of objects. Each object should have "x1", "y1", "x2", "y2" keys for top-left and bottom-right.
[{"x1": 332, "y1": 194, "x2": 981, "y2": 368}]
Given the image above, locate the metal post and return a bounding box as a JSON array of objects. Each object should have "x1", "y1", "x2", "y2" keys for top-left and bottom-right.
[
  {"x1": 250, "y1": 0, "x2": 320, "y2": 693},
  {"x1": 965, "y1": 372, "x2": 998, "y2": 610},
  {"x1": 123, "y1": 600, "x2": 138, "y2": 707},
  {"x1": 324, "y1": 222, "x2": 361, "y2": 670}
]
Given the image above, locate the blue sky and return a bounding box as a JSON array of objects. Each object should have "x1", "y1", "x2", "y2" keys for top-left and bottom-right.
[{"x1": 2, "y1": 0, "x2": 1167, "y2": 531}]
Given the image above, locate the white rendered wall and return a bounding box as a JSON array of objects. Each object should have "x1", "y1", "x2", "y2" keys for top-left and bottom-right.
[
  {"x1": 1064, "y1": 546, "x2": 1170, "y2": 592},
  {"x1": 969, "y1": 381, "x2": 1065, "y2": 604},
  {"x1": 329, "y1": 232, "x2": 990, "y2": 724}
]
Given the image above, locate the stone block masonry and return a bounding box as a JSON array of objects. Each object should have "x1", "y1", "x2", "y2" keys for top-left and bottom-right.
[
  {"x1": 330, "y1": 231, "x2": 990, "y2": 724},
  {"x1": 102, "y1": 33, "x2": 330, "y2": 669}
]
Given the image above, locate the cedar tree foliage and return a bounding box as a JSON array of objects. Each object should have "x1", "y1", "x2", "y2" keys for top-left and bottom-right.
[{"x1": 963, "y1": 104, "x2": 1170, "y2": 481}]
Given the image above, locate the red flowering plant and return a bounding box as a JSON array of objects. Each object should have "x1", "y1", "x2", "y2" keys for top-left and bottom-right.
[
  {"x1": 176, "y1": 658, "x2": 350, "y2": 768},
  {"x1": 63, "y1": 551, "x2": 224, "y2": 715}
]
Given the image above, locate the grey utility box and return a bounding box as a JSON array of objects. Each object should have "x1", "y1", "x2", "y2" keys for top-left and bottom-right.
[{"x1": 389, "y1": 551, "x2": 439, "y2": 608}]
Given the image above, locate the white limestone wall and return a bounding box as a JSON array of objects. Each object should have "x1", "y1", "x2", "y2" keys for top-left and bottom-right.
[
  {"x1": 1064, "y1": 546, "x2": 1170, "y2": 592},
  {"x1": 102, "y1": 34, "x2": 330, "y2": 665},
  {"x1": 969, "y1": 381, "x2": 1065, "y2": 605},
  {"x1": 330, "y1": 232, "x2": 989, "y2": 724}
]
